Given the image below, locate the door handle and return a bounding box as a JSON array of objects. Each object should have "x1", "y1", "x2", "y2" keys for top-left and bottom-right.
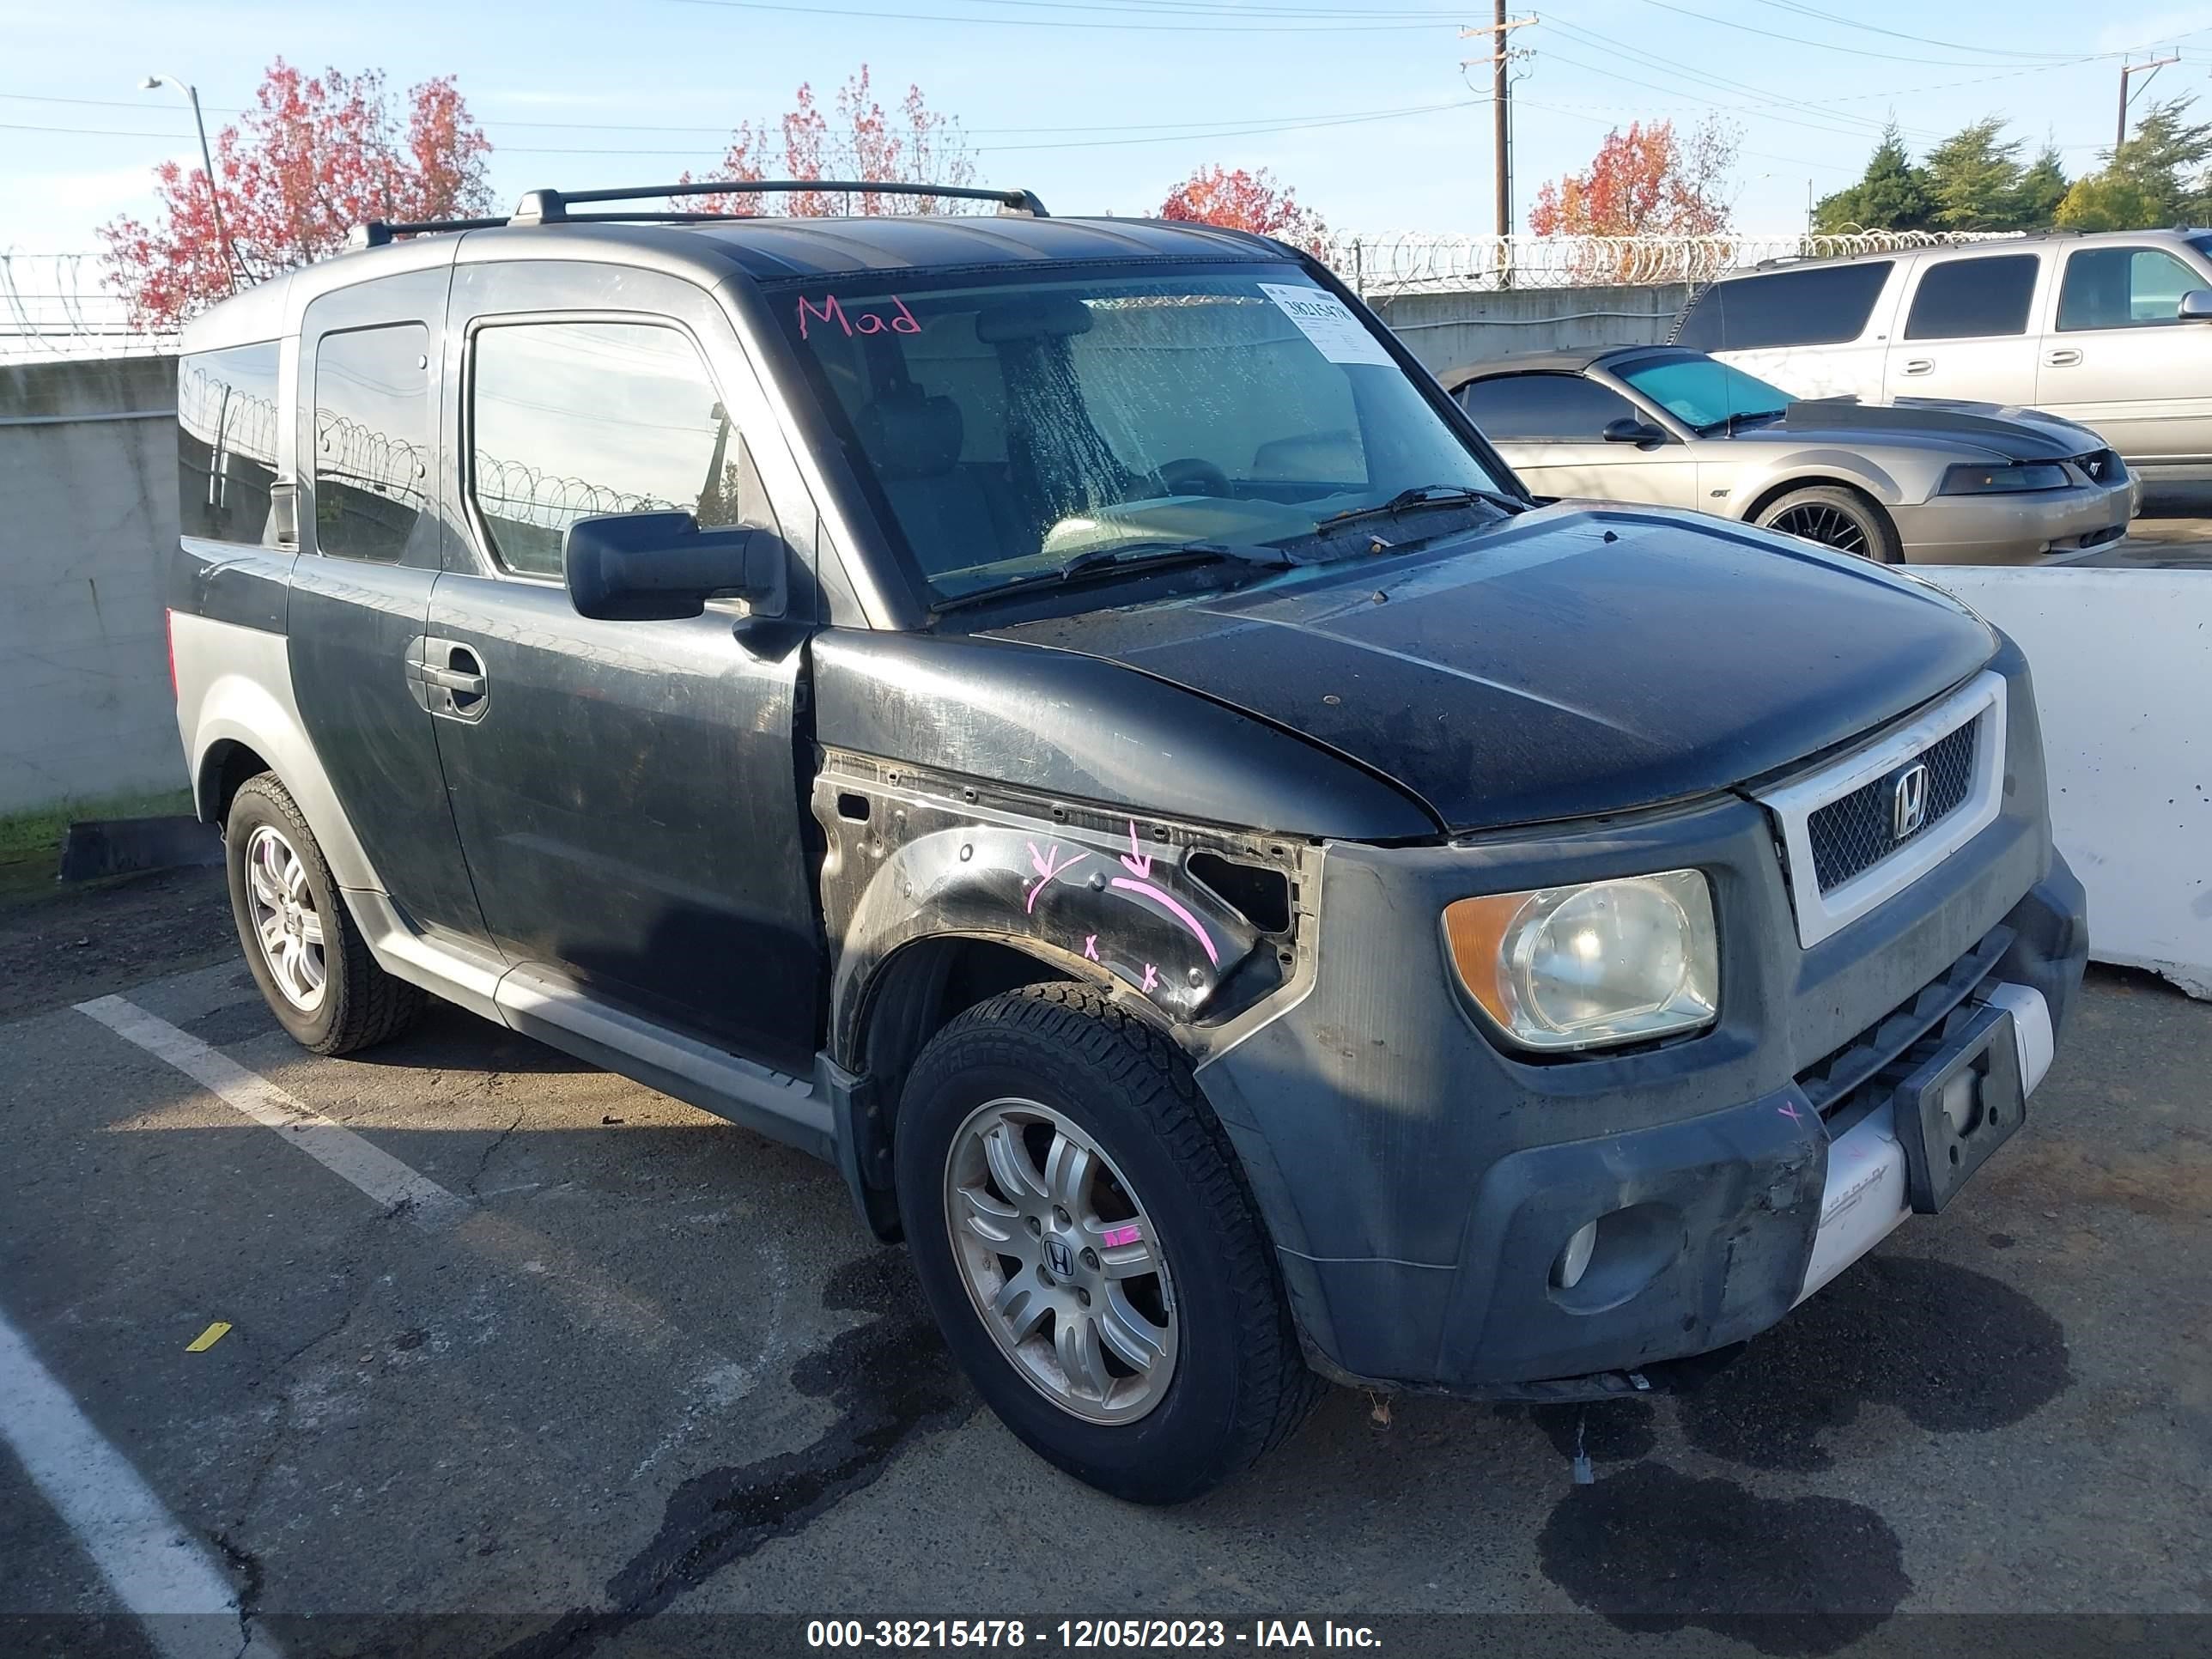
[
  {"x1": 2045, "y1": 349, "x2": 2081, "y2": 367},
  {"x1": 419, "y1": 661, "x2": 485, "y2": 696},
  {"x1": 1899, "y1": 358, "x2": 1934, "y2": 375},
  {"x1": 410, "y1": 639, "x2": 489, "y2": 722}
]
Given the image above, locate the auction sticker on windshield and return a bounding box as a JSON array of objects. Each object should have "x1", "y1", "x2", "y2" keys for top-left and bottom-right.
[{"x1": 1258, "y1": 283, "x2": 1395, "y2": 367}]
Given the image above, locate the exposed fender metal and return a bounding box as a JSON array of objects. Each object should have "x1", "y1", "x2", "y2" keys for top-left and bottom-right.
[{"x1": 814, "y1": 751, "x2": 1312, "y2": 1073}]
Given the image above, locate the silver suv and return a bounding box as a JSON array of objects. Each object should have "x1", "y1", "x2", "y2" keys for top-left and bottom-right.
[{"x1": 1675, "y1": 228, "x2": 2212, "y2": 481}]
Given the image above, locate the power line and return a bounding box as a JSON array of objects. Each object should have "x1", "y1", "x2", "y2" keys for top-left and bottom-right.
[
  {"x1": 1741, "y1": 1, "x2": 2087, "y2": 64},
  {"x1": 1539, "y1": 16, "x2": 1948, "y2": 142},
  {"x1": 1622, "y1": 0, "x2": 2116, "y2": 70},
  {"x1": 659, "y1": 0, "x2": 1464, "y2": 33}
]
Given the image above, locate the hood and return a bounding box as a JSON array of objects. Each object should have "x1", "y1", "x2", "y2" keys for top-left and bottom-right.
[
  {"x1": 1759, "y1": 397, "x2": 2103, "y2": 461},
  {"x1": 984, "y1": 504, "x2": 1996, "y2": 834}
]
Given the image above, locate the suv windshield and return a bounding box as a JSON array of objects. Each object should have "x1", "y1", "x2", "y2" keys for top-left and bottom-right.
[
  {"x1": 774, "y1": 266, "x2": 1514, "y2": 604},
  {"x1": 1613, "y1": 351, "x2": 1793, "y2": 433}
]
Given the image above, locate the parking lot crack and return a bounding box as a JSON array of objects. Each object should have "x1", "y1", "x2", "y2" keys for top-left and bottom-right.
[
  {"x1": 465, "y1": 1106, "x2": 528, "y2": 1199},
  {"x1": 489, "y1": 1249, "x2": 973, "y2": 1659}
]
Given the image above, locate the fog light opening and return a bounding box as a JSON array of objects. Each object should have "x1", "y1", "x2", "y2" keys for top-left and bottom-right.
[{"x1": 1553, "y1": 1220, "x2": 1598, "y2": 1290}]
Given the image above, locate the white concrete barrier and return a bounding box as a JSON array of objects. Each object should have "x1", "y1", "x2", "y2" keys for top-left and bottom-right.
[{"x1": 1920, "y1": 565, "x2": 2212, "y2": 997}]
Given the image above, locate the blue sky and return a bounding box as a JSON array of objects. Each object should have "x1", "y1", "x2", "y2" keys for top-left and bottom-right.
[{"x1": 3, "y1": 0, "x2": 2209, "y2": 254}]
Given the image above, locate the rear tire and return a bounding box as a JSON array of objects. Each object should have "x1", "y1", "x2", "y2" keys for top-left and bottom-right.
[
  {"x1": 225, "y1": 774, "x2": 424, "y2": 1055},
  {"x1": 1754, "y1": 484, "x2": 1902, "y2": 563},
  {"x1": 895, "y1": 983, "x2": 1322, "y2": 1504}
]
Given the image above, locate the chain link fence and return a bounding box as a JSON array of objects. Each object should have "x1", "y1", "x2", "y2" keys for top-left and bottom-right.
[{"x1": 4, "y1": 231, "x2": 2017, "y2": 361}]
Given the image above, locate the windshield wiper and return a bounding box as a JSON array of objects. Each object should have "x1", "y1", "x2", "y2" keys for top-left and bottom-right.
[
  {"x1": 1316, "y1": 483, "x2": 1524, "y2": 532},
  {"x1": 930, "y1": 539, "x2": 1289, "y2": 616}
]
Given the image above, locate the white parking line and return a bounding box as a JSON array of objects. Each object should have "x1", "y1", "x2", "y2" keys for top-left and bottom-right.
[
  {"x1": 73, "y1": 991, "x2": 771, "y2": 1425},
  {"x1": 76, "y1": 995, "x2": 467, "y2": 1230},
  {"x1": 0, "y1": 1304, "x2": 283, "y2": 1659}
]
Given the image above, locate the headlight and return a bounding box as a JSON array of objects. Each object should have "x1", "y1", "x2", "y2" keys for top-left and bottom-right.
[
  {"x1": 1443, "y1": 871, "x2": 1719, "y2": 1053},
  {"x1": 1940, "y1": 462, "x2": 2069, "y2": 495}
]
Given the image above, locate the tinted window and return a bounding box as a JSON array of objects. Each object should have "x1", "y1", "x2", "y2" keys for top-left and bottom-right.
[
  {"x1": 1455, "y1": 373, "x2": 1636, "y2": 440},
  {"x1": 1674, "y1": 261, "x2": 1893, "y2": 351},
  {"x1": 1612, "y1": 353, "x2": 1791, "y2": 430},
  {"x1": 2057, "y1": 246, "x2": 2204, "y2": 331},
  {"x1": 312, "y1": 324, "x2": 429, "y2": 562},
  {"x1": 1905, "y1": 254, "x2": 2039, "y2": 339},
  {"x1": 468, "y1": 320, "x2": 775, "y2": 579},
  {"x1": 177, "y1": 342, "x2": 280, "y2": 544}
]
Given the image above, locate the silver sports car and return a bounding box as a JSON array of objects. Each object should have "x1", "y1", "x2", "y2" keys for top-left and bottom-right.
[{"x1": 1447, "y1": 345, "x2": 2138, "y2": 563}]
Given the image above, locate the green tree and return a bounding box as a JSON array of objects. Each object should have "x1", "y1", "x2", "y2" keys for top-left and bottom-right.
[
  {"x1": 1922, "y1": 116, "x2": 2025, "y2": 229},
  {"x1": 2057, "y1": 98, "x2": 2212, "y2": 229},
  {"x1": 2011, "y1": 143, "x2": 2069, "y2": 227},
  {"x1": 1813, "y1": 122, "x2": 1931, "y2": 232}
]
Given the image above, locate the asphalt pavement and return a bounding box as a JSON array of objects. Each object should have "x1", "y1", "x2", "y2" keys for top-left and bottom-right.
[{"x1": 1, "y1": 881, "x2": 2207, "y2": 1658}]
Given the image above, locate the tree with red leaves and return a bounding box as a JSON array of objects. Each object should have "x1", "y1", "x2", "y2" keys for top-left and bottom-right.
[
  {"x1": 100, "y1": 58, "x2": 493, "y2": 328},
  {"x1": 1528, "y1": 118, "x2": 1738, "y2": 238},
  {"x1": 1156, "y1": 164, "x2": 1329, "y2": 253},
  {"x1": 686, "y1": 67, "x2": 977, "y2": 217}
]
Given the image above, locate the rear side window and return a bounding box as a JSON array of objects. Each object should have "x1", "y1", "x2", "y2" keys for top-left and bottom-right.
[
  {"x1": 466, "y1": 320, "x2": 776, "y2": 579},
  {"x1": 1905, "y1": 254, "x2": 2039, "y2": 339},
  {"x1": 177, "y1": 342, "x2": 280, "y2": 544},
  {"x1": 1455, "y1": 373, "x2": 1636, "y2": 441},
  {"x1": 2057, "y1": 246, "x2": 2203, "y2": 331},
  {"x1": 1675, "y1": 262, "x2": 1893, "y2": 351},
  {"x1": 312, "y1": 323, "x2": 430, "y2": 562}
]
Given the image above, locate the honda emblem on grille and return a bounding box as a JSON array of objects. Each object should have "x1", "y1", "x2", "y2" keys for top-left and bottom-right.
[{"x1": 1892, "y1": 762, "x2": 1931, "y2": 840}]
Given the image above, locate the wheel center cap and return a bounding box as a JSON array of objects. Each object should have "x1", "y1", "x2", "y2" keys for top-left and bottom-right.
[{"x1": 1042, "y1": 1235, "x2": 1075, "y2": 1281}]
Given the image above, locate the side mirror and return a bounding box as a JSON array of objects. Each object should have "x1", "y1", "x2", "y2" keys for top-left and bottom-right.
[
  {"x1": 1602, "y1": 416, "x2": 1667, "y2": 447},
  {"x1": 562, "y1": 510, "x2": 787, "y2": 623},
  {"x1": 2178, "y1": 289, "x2": 2212, "y2": 322}
]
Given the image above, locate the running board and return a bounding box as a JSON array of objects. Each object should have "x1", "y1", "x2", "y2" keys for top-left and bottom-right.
[{"x1": 343, "y1": 888, "x2": 835, "y2": 1161}]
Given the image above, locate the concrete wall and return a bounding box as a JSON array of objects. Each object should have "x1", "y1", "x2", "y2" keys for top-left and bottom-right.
[
  {"x1": 1920, "y1": 566, "x2": 2212, "y2": 998},
  {"x1": 1371, "y1": 283, "x2": 1691, "y2": 379},
  {"x1": 0, "y1": 355, "x2": 185, "y2": 814}
]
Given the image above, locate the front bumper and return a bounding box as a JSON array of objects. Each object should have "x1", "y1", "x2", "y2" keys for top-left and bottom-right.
[
  {"x1": 1895, "y1": 475, "x2": 2136, "y2": 564},
  {"x1": 1193, "y1": 653, "x2": 2087, "y2": 1397}
]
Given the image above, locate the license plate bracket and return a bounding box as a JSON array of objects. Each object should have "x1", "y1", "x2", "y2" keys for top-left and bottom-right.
[{"x1": 1894, "y1": 1002, "x2": 2025, "y2": 1215}]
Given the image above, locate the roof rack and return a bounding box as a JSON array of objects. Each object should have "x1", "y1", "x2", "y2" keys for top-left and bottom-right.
[
  {"x1": 349, "y1": 178, "x2": 1048, "y2": 247},
  {"x1": 347, "y1": 216, "x2": 508, "y2": 248},
  {"x1": 514, "y1": 179, "x2": 1049, "y2": 222}
]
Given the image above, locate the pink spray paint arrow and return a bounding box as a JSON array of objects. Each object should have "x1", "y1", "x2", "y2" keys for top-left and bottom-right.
[{"x1": 1119, "y1": 820, "x2": 1152, "y2": 880}]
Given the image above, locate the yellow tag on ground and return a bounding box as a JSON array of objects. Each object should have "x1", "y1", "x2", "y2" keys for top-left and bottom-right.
[{"x1": 185, "y1": 1322, "x2": 231, "y2": 1352}]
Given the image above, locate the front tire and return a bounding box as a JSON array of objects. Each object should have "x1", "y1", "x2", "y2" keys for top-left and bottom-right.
[
  {"x1": 895, "y1": 984, "x2": 1321, "y2": 1504},
  {"x1": 1755, "y1": 483, "x2": 1903, "y2": 563},
  {"x1": 225, "y1": 774, "x2": 424, "y2": 1055}
]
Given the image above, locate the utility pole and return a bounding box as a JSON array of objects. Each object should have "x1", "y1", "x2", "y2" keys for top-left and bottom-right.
[
  {"x1": 1461, "y1": 9, "x2": 1535, "y2": 277},
  {"x1": 1491, "y1": 0, "x2": 1510, "y2": 241},
  {"x1": 2118, "y1": 54, "x2": 2180, "y2": 151}
]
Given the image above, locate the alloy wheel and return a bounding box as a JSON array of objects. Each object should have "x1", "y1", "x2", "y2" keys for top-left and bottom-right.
[
  {"x1": 1766, "y1": 501, "x2": 1870, "y2": 556},
  {"x1": 242, "y1": 823, "x2": 327, "y2": 1011},
  {"x1": 943, "y1": 1097, "x2": 1179, "y2": 1425}
]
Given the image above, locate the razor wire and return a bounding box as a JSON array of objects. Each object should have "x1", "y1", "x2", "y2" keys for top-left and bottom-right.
[
  {"x1": 0, "y1": 252, "x2": 176, "y2": 360},
  {"x1": 6, "y1": 231, "x2": 2024, "y2": 360},
  {"x1": 1316, "y1": 229, "x2": 2021, "y2": 298}
]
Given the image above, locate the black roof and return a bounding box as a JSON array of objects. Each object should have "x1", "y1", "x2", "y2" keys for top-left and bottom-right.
[
  {"x1": 681, "y1": 214, "x2": 1285, "y2": 280},
  {"x1": 1454, "y1": 343, "x2": 1689, "y2": 379}
]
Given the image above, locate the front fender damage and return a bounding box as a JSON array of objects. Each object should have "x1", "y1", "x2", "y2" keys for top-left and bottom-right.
[
  {"x1": 815, "y1": 751, "x2": 1313, "y2": 1070},
  {"x1": 811, "y1": 751, "x2": 1317, "y2": 1239}
]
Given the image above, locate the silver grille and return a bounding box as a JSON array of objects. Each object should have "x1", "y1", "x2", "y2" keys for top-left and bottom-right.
[{"x1": 1754, "y1": 672, "x2": 2007, "y2": 949}]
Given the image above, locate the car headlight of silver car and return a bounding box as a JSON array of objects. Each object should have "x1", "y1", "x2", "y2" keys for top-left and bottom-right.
[
  {"x1": 1443, "y1": 871, "x2": 1719, "y2": 1053},
  {"x1": 1940, "y1": 462, "x2": 2069, "y2": 495}
]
